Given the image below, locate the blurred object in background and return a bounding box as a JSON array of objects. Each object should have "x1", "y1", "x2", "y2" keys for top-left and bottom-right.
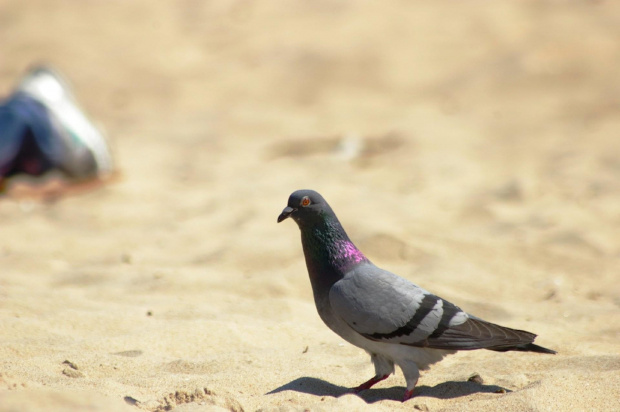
[{"x1": 0, "y1": 65, "x2": 114, "y2": 196}]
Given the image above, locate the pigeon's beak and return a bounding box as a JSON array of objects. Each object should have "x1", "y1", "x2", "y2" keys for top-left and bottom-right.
[{"x1": 277, "y1": 206, "x2": 296, "y2": 223}]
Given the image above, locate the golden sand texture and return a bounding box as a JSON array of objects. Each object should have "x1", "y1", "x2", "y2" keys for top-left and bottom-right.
[{"x1": 1, "y1": 1, "x2": 619, "y2": 411}]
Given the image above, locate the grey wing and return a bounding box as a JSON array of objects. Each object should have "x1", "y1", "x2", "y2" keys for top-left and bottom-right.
[
  {"x1": 329, "y1": 264, "x2": 539, "y2": 350},
  {"x1": 329, "y1": 264, "x2": 468, "y2": 346}
]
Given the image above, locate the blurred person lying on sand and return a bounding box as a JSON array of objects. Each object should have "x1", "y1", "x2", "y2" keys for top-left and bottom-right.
[{"x1": 0, "y1": 66, "x2": 113, "y2": 196}]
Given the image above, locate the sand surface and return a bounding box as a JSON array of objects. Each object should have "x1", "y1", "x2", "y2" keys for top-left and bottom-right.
[{"x1": 1, "y1": 1, "x2": 620, "y2": 411}]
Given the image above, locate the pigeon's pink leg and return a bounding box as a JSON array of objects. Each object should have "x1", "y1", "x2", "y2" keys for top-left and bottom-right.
[
  {"x1": 402, "y1": 379, "x2": 418, "y2": 402},
  {"x1": 353, "y1": 374, "x2": 390, "y2": 393}
]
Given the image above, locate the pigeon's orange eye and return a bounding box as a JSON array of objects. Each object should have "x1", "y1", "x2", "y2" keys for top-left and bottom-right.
[{"x1": 301, "y1": 196, "x2": 311, "y2": 207}]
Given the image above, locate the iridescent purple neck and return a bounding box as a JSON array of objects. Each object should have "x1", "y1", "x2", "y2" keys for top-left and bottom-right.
[
  {"x1": 331, "y1": 239, "x2": 368, "y2": 272},
  {"x1": 300, "y1": 217, "x2": 369, "y2": 276},
  {"x1": 297, "y1": 209, "x2": 369, "y2": 303}
]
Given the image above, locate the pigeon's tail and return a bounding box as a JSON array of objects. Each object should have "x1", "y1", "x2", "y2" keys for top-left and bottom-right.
[
  {"x1": 487, "y1": 342, "x2": 557, "y2": 354},
  {"x1": 423, "y1": 316, "x2": 556, "y2": 354}
]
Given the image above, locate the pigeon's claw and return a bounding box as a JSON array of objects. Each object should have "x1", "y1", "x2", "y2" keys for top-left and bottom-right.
[
  {"x1": 353, "y1": 374, "x2": 390, "y2": 393},
  {"x1": 402, "y1": 388, "x2": 415, "y2": 402}
]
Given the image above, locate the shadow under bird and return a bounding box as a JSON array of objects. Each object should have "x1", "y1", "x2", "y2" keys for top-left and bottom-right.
[{"x1": 277, "y1": 189, "x2": 556, "y2": 402}]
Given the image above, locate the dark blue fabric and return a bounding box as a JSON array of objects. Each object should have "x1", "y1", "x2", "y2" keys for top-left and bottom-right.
[{"x1": 0, "y1": 92, "x2": 62, "y2": 177}]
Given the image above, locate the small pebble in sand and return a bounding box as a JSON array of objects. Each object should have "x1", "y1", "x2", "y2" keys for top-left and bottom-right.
[
  {"x1": 468, "y1": 373, "x2": 484, "y2": 385},
  {"x1": 124, "y1": 396, "x2": 140, "y2": 406},
  {"x1": 62, "y1": 360, "x2": 79, "y2": 370}
]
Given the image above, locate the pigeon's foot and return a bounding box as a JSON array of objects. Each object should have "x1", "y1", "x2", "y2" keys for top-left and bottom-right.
[
  {"x1": 353, "y1": 374, "x2": 390, "y2": 393},
  {"x1": 402, "y1": 388, "x2": 415, "y2": 402}
]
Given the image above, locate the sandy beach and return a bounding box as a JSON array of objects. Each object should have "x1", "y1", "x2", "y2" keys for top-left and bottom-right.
[{"x1": 1, "y1": 1, "x2": 619, "y2": 411}]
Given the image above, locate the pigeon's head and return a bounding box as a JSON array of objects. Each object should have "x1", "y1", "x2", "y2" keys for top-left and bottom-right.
[{"x1": 277, "y1": 190, "x2": 332, "y2": 226}]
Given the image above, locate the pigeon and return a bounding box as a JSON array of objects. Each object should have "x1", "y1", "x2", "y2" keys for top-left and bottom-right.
[{"x1": 277, "y1": 189, "x2": 556, "y2": 401}]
